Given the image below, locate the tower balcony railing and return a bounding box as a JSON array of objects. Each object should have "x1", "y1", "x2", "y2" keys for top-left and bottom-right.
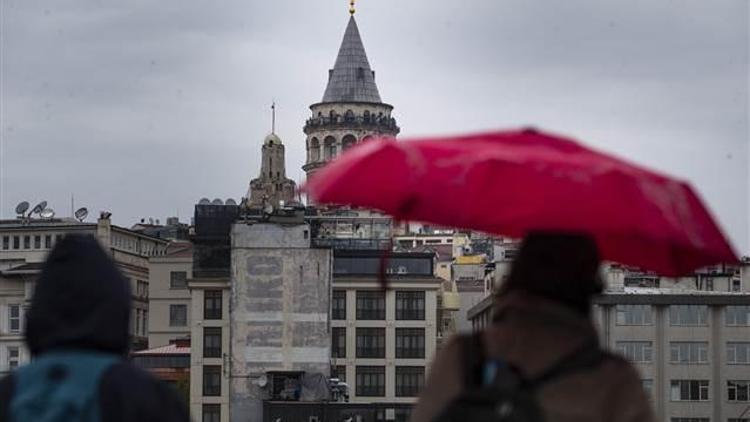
[{"x1": 303, "y1": 116, "x2": 400, "y2": 135}]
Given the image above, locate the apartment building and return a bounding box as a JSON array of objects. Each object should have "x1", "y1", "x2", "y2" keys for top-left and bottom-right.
[
  {"x1": 0, "y1": 213, "x2": 169, "y2": 375},
  {"x1": 148, "y1": 241, "x2": 193, "y2": 348},
  {"x1": 188, "y1": 201, "x2": 237, "y2": 422},
  {"x1": 330, "y1": 250, "x2": 442, "y2": 407}
]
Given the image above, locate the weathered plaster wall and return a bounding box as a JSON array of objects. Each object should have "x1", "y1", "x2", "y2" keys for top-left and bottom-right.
[{"x1": 229, "y1": 223, "x2": 332, "y2": 422}]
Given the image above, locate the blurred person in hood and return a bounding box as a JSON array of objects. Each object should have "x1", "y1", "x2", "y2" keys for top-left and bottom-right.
[
  {"x1": 411, "y1": 232, "x2": 655, "y2": 422},
  {"x1": 0, "y1": 234, "x2": 189, "y2": 422}
]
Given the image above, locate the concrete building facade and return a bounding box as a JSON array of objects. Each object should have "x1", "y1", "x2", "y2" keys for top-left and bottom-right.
[
  {"x1": 148, "y1": 241, "x2": 193, "y2": 348},
  {"x1": 228, "y1": 222, "x2": 332, "y2": 422},
  {"x1": 330, "y1": 250, "x2": 442, "y2": 408},
  {"x1": 188, "y1": 201, "x2": 238, "y2": 422}
]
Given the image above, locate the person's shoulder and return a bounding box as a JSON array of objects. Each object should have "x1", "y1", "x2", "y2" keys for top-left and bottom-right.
[
  {"x1": 100, "y1": 362, "x2": 189, "y2": 422},
  {"x1": 0, "y1": 373, "x2": 15, "y2": 422},
  {"x1": 599, "y1": 350, "x2": 638, "y2": 375}
]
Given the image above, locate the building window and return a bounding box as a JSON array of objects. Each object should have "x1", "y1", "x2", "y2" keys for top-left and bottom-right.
[
  {"x1": 170, "y1": 271, "x2": 187, "y2": 289},
  {"x1": 396, "y1": 328, "x2": 425, "y2": 359},
  {"x1": 332, "y1": 290, "x2": 346, "y2": 320},
  {"x1": 202, "y1": 404, "x2": 221, "y2": 422},
  {"x1": 394, "y1": 408, "x2": 412, "y2": 422},
  {"x1": 356, "y1": 291, "x2": 385, "y2": 320},
  {"x1": 142, "y1": 310, "x2": 148, "y2": 336},
  {"x1": 44, "y1": 235, "x2": 51, "y2": 249},
  {"x1": 23, "y1": 236, "x2": 30, "y2": 249},
  {"x1": 204, "y1": 327, "x2": 222, "y2": 358},
  {"x1": 670, "y1": 380, "x2": 709, "y2": 401},
  {"x1": 169, "y1": 305, "x2": 187, "y2": 327},
  {"x1": 356, "y1": 366, "x2": 385, "y2": 397},
  {"x1": 732, "y1": 278, "x2": 742, "y2": 292},
  {"x1": 8, "y1": 305, "x2": 20, "y2": 333},
  {"x1": 396, "y1": 366, "x2": 425, "y2": 397},
  {"x1": 12, "y1": 236, "x2": 19, "y2": 250},
  {"x1": 204, "y1": 290, "x2": 222, "y2": 320},
  {"x1": 135, "y1": 310, "x2": 141, "y2": 336},
  {"x1": 33, "y1": 235, "x2": 41, "y2": 249},
  {"x1": 136, "y1": 280, "x2": 148, "y2": 298},
  {"x1": 356, "y1": 328, "x2": 385, "y2": 358},
  {"x1": 396, "y1": 291, "x2": 425, "y2": 320},
  {"x1": 616, "y1": 341, "x2": 653, "y2": 363},
  {"x1": 728, "y1": 380, "x2": 750, "y2": 402},
  {"x1": 624, "y1": 275, "x2": 660, "y2": 288},
  {"x1": 669, "y1": 342, "x2": 709, "y2": 364},
  {"x1": 332, "y1": 327, "x2": 347, "y2": 358},
  {"x1": 615, "y1": 305, "x2": 652, "y2": 325},
  {"x1": 642, "y1": 379, "x2": 653, "y2": 398},
  {"x1": 331, "y1": 365, "x2": 346, "y2": 382},
  {"x1": 1, "y1": 236, "x2": 8, "y2": 250},
  {"x1": 7, "y1": 346, "x2": 19, "y2": 370},
  {"x1": 727, "y1": 305, "x2": 750, "y2": 326},
  {"x1": 669, "y1": 305, "x2": 708, "y2": 326},
  {"x1": 203, "y1": 365, "x2": 221, "y2": 396},
  {"x1": 728, "y1": 342, "x2": 750, "y2": 364}
]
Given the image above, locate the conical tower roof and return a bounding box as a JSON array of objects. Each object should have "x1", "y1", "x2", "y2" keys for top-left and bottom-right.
[{"x1": 321, "y1": 16, "x2": 382, "y2": 104}]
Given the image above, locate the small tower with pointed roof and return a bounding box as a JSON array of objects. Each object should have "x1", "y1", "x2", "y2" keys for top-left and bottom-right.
[
  {"x1": 302, "y1": 11, "x2": 400, "y2": 179},
  {"x1": 247, "y1": 130, "x2": 297, "y2": 210}
]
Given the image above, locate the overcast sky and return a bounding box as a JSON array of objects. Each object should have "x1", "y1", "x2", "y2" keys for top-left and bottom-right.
[{"x1": 1, "y1": 0, "x2": 748, "y2": 253}]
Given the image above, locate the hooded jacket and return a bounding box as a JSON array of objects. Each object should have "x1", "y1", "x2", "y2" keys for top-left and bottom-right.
[{"x1": 0, "y1": 234, "x2": 189, "y2": 422}]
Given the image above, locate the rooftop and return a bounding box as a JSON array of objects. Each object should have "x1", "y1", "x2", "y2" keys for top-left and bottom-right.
[{"x1": 321, "y1": 16, "x2": 383, "y2": 104}]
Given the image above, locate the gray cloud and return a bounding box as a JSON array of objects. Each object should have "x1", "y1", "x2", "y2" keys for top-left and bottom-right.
[{"x1": 1, "y1": 0, "x2": 747, "y2": 253}]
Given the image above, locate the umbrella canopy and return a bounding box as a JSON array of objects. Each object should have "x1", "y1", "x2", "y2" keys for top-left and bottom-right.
[{"x1": 304, "y1": 129, "x2": 738, "y2": 276}]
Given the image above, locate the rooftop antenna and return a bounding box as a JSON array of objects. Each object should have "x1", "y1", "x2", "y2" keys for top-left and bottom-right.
[
  {"x1": 30, "y1": 201, "x2": 47, "y2": 218},
  {"x1": 74, "y1": 207, "x2": 88, "y2": 222},
  {"x1": 15, "y1": 201, "x2": 29, "y2": 217},
  {"x1": 349, "y1": 0, "x2": 356, "y2": 15},
  {"x1": 271, "y1": 101, "x2": 276, "y2": 134}
]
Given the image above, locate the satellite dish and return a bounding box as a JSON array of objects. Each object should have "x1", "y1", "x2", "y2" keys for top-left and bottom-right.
[
  {"x1": 211, "y1": 198, "x2": 223, "y2": 206},
  {"x1": 31, "y1": 201, "x2": 47, "y2": 216},
  {"x1": 74, "y1": 207, "x2": 88, "y2": 222},
  {"x1": 256, "y1": 374, "x2": 268, "y2": 388},
  {"x1": 225, "y1": 198, "x2": 237, "y2": 206},
  {"x1": 198, "y1": 198, "x2": 211, "y2": 205},
  {"x1": 15, "y1": 201, "x2": 29, "y2": 215},
  {"x1": 40, "y1": 208, "x2": 55, "y2": 219}
]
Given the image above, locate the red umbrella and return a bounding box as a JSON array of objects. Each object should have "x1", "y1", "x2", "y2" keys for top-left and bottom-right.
[{"x1": 304, "y1": 128, "x2": 738, "y2": 276}]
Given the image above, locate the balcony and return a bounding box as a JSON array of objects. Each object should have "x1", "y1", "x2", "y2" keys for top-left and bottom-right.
[{"x1": 304, "y1": 115, "x2": 400, "y2": 135}]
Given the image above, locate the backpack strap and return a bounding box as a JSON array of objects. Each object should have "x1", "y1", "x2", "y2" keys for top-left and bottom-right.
[
  {"x1": 460, "y1": 333, "x2": 486, "y2": 387},
  {"x1": 526, "y1": 340, "x2": 607, "y2": 389}
]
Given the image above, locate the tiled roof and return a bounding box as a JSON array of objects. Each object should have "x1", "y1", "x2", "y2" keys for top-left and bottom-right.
[
  {"x1": 321, "y1": 16, "x2": 382, "y2": 104},
  {"x1": 133, "y1": 343, "x2": 190, "y2": 356}
]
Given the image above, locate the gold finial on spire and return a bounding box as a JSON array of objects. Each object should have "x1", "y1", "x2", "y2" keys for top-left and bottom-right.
[{"x1": 349, "y1": 0, "x2": 356, "y2": 15}]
